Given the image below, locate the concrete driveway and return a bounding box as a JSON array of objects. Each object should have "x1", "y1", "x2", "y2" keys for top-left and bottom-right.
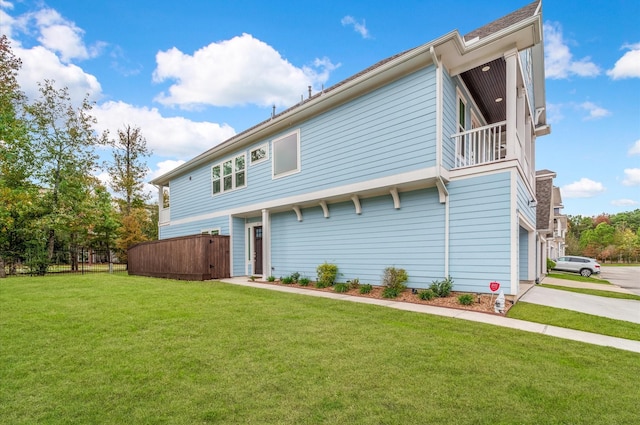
[
  {"x1": 520, "y1": 285, "x2": 640, "y2": 324},
  {"x1": 600, "y1": 266, "x2": 640, "y2": 296}
]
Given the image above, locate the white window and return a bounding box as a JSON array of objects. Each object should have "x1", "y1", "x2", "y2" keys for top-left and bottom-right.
[
  {"x1": 457, "y1": 91, "x2": 467, "y2": 133},
  {"x1": 201, "y1": 228, "x2": 220, "y2": 236},
  {"x1": 272, "y1": 130, "x2": 300, "y2": 179},
  {"x1": 250, "y1": 144, "x2": 269, "y2": 165},
  {"x1": 212, "y1": 154, "x2": 246, "y2": 195}
]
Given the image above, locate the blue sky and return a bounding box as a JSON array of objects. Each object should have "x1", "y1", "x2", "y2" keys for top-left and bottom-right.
[{"x1": 2, "y1": 0, "x2": 639, "y2": 217}]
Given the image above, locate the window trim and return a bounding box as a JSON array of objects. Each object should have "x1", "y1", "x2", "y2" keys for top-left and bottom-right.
[
  {"x1": 211, "y1": 153, "x2": 246, "y2": 196},
  {"x1": 272, "y1": 129, "x2": 301, "y2": 179},
  {"x1": 250, "y1": 143, "x2": 269, "y2": 165}
]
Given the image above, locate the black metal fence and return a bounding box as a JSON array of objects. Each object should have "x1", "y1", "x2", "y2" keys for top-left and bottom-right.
[{"x1": 2, "y1": 247, "x2": 127, "y2": 277}]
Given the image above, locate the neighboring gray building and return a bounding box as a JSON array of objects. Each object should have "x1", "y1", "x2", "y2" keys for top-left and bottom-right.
[{"x1": 536, "y1": 169, "x2": 567, "y2": 275}]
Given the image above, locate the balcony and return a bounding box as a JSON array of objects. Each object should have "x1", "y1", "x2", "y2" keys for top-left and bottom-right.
[
  {"x1": 159, "y1": 207, "x2": 170, "y2": 225},
  {"x1": 452, "y1": 121, "x2": 506, "y2": 168}
]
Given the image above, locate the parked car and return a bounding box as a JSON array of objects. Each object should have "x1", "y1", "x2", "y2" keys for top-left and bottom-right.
[{"x1": 553, "y1": 256, "x2": 601, "y2": 277}]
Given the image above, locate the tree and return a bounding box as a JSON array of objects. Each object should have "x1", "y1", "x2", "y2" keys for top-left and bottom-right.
[
  {"x1": 0, "y1": 35, "x2": 36, "y2": 277},
  {"x1": 25, "y1": 80, "x2": 105, "y2": 260},
  {"x1": 107, "y1": 125, "x2": 151, "y2": 215}
]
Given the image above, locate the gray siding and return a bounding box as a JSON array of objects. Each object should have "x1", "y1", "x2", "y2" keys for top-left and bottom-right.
[
  {"x1": 168, "y1": 66, "x2": 437, "y2": 222},
  {"x1": 448, "y1": 172, "x2": 512, "y2": 292},
  {"x1": 269, "y1": 188, "x2": 445, "y2": 287}
]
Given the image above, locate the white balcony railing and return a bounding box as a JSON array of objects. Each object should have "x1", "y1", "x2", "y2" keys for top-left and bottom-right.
[
  {"x1": 159, "y1": 207, "x2": 170, "y2": 225},
  {"x1": 452, "y1": 121, "x2": 507, "y2": 168}
]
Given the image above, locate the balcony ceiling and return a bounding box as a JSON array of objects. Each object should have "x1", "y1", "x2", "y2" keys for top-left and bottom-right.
[{"x1": 460, "y1": 57, "x2": 506, "y2": 124}]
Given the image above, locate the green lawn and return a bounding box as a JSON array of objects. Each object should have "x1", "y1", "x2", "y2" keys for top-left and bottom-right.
[
  {"x1": 541, "y1": 284, "x2": 640, "y2": 301},
  {"x1": 547, "y1": 272, "x2": 610, "y2": 284},
  {"x1": 508, "y1": 302, "x2": 640, "y2": 341},
  {"x1": 1, "y1": 275, "x2": 639, "y2": 424}
]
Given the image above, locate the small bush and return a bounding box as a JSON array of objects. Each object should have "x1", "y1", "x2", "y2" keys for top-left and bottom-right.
[
  {"x1": 381, "y1": 267, "x2": 408, "y2": 294},
  {"x1": 316, "y1": 262, "x2": 338, "y2": 287},
  {"x1": 359, "y1": 284, "x2": 373, "y2": 294},
  {"x1": 547, "y1": 258, "x2": 556, "y2": 271},
  {"x1": 417, "y1": 289, "x2": 436, "y2": 300},
  {"x1": 333, "y1": 283, "x2": 349, "y2": 293},
  {"x1": 458, "y1": 294, "x2": 474, "y2": 305},
  {"x1": 249, "y1": 275, "x2": 256, "y2": 282},
  {"x1": 290, "y1": 272, "x2": 301, "y2": 283},
  {"x1": 348, "y1": 278, "x2": 360, "y2": 290},
  {"x1": 430, "y1": 276, "x2": 454, "y2": 297},
  {"x1": 267, "y1": 275, "x2": 276, "y2": 282},
  {"x1": 298, "y1": 277, "x2": 310, "y2": 286},
  {"x1": 382, "y1": 286, "x2": 402, "y2": 299},
  {"x1": 281, "y1": 276, "x2": 294, "y2": 284}
]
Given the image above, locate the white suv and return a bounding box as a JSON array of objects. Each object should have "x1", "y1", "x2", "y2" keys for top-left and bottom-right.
[{"x1": 553, "y1": 256, "x2": 601, "y2": 277}]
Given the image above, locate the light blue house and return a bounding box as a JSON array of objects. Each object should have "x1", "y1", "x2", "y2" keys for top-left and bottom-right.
[{"x1": 151, "y1": 1, "x2": 550, "y2": 296}]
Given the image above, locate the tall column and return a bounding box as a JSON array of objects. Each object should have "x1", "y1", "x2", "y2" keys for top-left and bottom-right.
[
  {"x1": 261, "y1": 209, "x2": 270, "y2": 281},
  {"x1": 504, "y1": 49, "x2": 518, "y2": 160}
]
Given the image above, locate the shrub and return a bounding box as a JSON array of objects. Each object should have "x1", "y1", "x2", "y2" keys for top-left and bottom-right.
[
  {"x1": 267, "y1": 275, "x2": 276, "y2": 282},
  {"x1": 359, "y1": 284, "x2": 373, "y2": 294},
  {"x1": 547, "y1": 258, "x2": 556, "y2": 271},
  {"x1": 417, "y1": 289, "x2": 436, "y2": 300},
  {"x1": 382, "y1": 286, "x2": 402, "y2": 299},
  {"x1": 298, "y1": 277, "x2": 310, "y2": 286},
  {"x1": 458, "y1": 294, "x2": 475, "y2": 305},
  {"x1": 249, "y1": 275, "x2": 256, "y2": 282},
  {"x1": 333, "y1": 283, "x2": 349, "y2": 293},
  {"x1": 381, "y1": 267, "x2": 408, "y2": 292},
  {"x1": 348, "y1": 278, "x2": 360, "y2": 290},
  {"x1": 430, "y1": 276, "x2": 454, "y2": 297},
  {"x1": 316, "y1": 262, "x2": 338, "y2": 288},
  {"x1": 290, "y1": 272, "x2": 301, "y2": 283},
  {"x1": 281, "y1": 276, "x2": 294, "y2": 284}
]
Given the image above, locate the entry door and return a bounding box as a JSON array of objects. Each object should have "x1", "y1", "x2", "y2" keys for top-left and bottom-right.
[{"x1": 254, "y1": 226, "x2": 263, "y2": 275}]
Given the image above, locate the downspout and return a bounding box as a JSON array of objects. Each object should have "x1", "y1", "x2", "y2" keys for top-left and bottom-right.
[{"x1": 430, "y1": 46, "x2": 450, "y2": 277}]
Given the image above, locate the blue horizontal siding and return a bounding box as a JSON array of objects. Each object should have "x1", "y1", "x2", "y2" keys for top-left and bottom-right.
[
  {"x1": 448, "y1": 171, "x2": 513, "y2": 293},
  {"x1": 232, "y1": 217, "x2": 245, "y2": 276},
  {"x1": 159, "y1": 216, "x2": 229, "y2": 239},
  {"x1": 168, "y1": 66, "x2": 437, "y2": 222},
  {"x1": 270, "y1": 188, "x2": 445, "y2": 288}
]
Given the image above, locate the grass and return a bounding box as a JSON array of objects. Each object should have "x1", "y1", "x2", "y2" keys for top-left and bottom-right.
[
  {"x1": 2, "y1": 274, "x2": 640, "y2": 424},
  {"x1": 508, "y1": 302, "x2": 640, "y2": 342},
  {"x1": 541, "y1": 284, "x2": 640, "y2": 301},
  {"x1": 601, "y1": 263, "x2": 640, "y2": 267},
  {"x1": 547, "y1": 272, "x2": 610, "y2": 284}
]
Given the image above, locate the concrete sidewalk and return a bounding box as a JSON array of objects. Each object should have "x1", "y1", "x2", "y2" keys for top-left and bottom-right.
[
  {"x1": 520, "y1": 286, "x2": 640, "y2": 324},
  {"x1": 220, "y1": 277, "x2": 640, "y2": 354}
]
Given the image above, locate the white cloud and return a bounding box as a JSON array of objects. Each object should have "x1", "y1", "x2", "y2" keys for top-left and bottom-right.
[
  {"x1": 93, "y1": 101, "x2": 236, "y2": 159},
  {"x1": 579, "y1": 101, "x2": 611, "y2": 120},
  {"x1": 153, "y1": 33, "x2": 338, "y2": 109},
  {"x1": 545, "y1": 102, "x2": 564, "y2": 124},
  {"x1": 629, "y1": 140, "x2": 640, "y2": 156},
  {"x1": 341, "y1": 16, "x2": 371, "y2": 39},
  {"x1": 147, "y1": 160, "x2": 186, "y2": 182},
  {"x1": 607, "y1": 43, "x2": 640, "y2": 80},
  {"x1": 32, "y1": 8, "x2": 97, "y2": 62},
  {"x1": 543, "y1": 21, "x2": 600, "y2": 79},
  {"x1": 561, "y1": 178, "x2": 606, "y2": 198},
  {"x1": 622, "y1": 168, "x2": 640, "y2": 186},
  {"x1": 16, "y1": 45, "x2": 102, "y2": 103},
  {"x1": 611, "y1": 199, "x2": 639, "y2": 207},
  {"x1": 0, "y1": 2, "x2": 15, "y2": 38}
]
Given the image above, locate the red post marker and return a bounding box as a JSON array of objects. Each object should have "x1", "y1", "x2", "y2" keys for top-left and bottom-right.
[{"x1": 489, "y1": 281, "x2": 500, "y2": 292}]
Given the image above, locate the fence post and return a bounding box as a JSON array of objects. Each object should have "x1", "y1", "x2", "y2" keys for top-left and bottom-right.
[{"x1": 81, "y1": 247, "x2": 85, "y2": 275}]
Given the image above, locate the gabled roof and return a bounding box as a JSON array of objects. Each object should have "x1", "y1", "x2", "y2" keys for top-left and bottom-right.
[
  {"x1": 152, "y1": 1, "x2": 544, "y2": 186},
  {"x1": 464, "y1": 1, "x2": 541, "y2": 42}
]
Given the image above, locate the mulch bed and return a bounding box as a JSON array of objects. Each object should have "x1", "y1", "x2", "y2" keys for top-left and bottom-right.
[{"x1": 251, "y1": 280, "x2": 512, "y2": 315}]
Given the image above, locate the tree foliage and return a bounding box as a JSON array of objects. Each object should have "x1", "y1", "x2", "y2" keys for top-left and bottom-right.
[
  {"x1": 25, "y1": 80, "x2": 106, "y2": 259},
  {"x1": 567, "y1": 209, "x2": 640, "y2": 262}
]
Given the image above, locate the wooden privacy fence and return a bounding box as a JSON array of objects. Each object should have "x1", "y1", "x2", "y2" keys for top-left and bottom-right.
[{"x1": 128, "y1": 234, "x2": 230, "y2": 280}]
